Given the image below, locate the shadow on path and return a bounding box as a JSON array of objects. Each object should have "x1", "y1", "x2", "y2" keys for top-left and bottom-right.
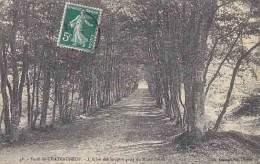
[{"x1": 0, "y1": 89, "x2": 183, "y2": 164}]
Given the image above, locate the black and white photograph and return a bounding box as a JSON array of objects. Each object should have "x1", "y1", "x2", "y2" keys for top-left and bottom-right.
[{"x1": 0, "y1": 0, "x2": 260, "y2": 163}]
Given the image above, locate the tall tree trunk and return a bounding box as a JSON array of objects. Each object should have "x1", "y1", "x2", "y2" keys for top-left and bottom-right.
[
  {"x1": 82, "y1": 80, "x2": 88, "y2": 114},
  {"x1": 50, "y1": 78, "x2": 58, "y2": 127},
  {"x1": 40, "y1": 67, "x2": 51, "y2": 129},
  {"x1": 0, "y1": 37, "x2": 11, "y2": 136},
  {"x1": 178, "y1": 3, "x2": 211, "y2": 140},
  {"x1": 9, "y1": 0, "x2": 20, "y2": 142},
  {"x1": 58, "y1": 82, "x2": 63, "y2": 119},
  {"x1": 26, "y1": 69, "x2": 31, "y2": 126},
  {"x1": 30, "y1": 48, "x2": 37, "y2": 127},
  {"x1": 170, "y1": 81, "x2": 182, "y2": 125},
  {"x1": 0, "y1": 110, "x2": 4, "y2": 136},
  {"x1": 18, "y1": 0, "x2": 30, "y2": 123},
  {"x1": 31, "y1": 64, "x2": 41, "y2": 128},
  {"x1": 31, "y1": 45, "x2": 45, "y2": 129}
]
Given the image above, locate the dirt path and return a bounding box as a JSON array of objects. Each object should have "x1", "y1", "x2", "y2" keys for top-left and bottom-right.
[
  {"x1": 0, "y1": 89, "x2": 179, "y2": 164},
  {"x1": 1, "y1": 88, "x2": 260, "y2": 164}
]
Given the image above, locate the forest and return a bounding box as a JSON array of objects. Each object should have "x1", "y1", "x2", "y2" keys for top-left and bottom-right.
[{"x1": 0, "y1": 0, "x2": 260, "y2": 163}]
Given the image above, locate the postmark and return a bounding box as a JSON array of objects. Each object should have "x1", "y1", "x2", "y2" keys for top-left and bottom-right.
[{"x1": 57, "y1": 3, "x2": 102, "y2": 52}]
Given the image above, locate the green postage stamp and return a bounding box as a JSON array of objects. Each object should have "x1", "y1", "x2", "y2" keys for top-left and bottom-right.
[{"x1": 57, "y1": 3, "x2": 102, "y2": 52}]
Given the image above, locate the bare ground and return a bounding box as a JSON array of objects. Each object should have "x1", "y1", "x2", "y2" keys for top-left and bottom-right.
[{"x1": 0, "y1": 89, "x2": 260, "y2": 164}]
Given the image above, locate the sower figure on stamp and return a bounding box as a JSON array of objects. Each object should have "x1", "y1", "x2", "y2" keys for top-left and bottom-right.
[{"x1": 69, "y1": 10, "x2": 93, "y2": 47}]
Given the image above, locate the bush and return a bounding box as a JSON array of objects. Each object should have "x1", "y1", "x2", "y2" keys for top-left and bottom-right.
[{"x1": 233, "y1": 95, "x2": 260, "y2": 116}]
